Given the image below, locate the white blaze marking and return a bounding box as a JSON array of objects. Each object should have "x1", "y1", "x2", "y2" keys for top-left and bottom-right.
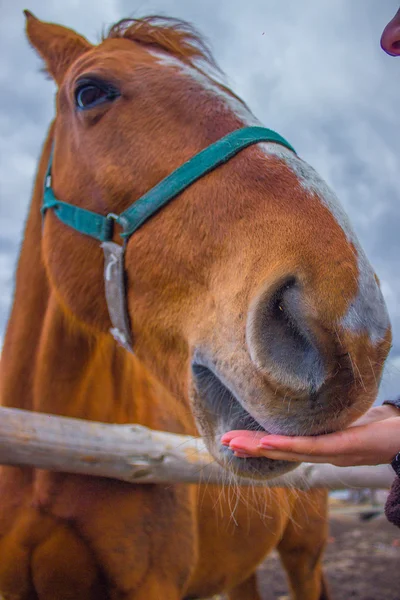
[
  {"x1": 149, "y1": 50, "x2": 261, "y2": 126},
  {"x1": 149, "y1": 50, "x2": 390, "y2": 342},
  {"x1": 258, "y1": 144, "x2": 390, "y2": 342}
]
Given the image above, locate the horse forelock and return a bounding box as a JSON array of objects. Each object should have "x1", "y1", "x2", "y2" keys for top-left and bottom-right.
[{"x1": 105, "y1": 16, "x2": 220, "y2": 74}]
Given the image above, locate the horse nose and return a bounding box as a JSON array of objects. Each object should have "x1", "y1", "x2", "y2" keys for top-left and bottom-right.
[{"x1": 246, "y1": 277, "x2": 327, "y2": 394}]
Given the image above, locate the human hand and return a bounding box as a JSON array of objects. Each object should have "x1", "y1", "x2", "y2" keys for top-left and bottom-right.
[{"x1": 221, "y1": 404, "x2": 400, "y2": 467}]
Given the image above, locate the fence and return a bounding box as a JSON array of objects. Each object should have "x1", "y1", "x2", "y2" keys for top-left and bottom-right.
[{"x1": 0, "y1": 406, "x2": 394, "y2": 490}]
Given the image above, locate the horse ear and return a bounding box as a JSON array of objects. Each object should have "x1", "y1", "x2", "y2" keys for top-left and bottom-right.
[{"x1": 24, "y1": 11, "x2": 92, "y2": 84}]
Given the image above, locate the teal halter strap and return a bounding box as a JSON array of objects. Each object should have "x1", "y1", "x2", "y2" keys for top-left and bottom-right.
[{"x1": 42, "y1": 126, "x2": 295, "y2": 242}]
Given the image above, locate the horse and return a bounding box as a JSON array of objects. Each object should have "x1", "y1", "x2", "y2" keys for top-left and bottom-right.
[{"x1": 0, "y1": 11, "x2": 391, "y2": 600}]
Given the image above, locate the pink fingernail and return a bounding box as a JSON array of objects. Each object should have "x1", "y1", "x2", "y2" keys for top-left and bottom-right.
[
  {"x1": 259, "y1": 443, "x2": 276, "y2": 450},
  {"x1": 234, "y1": 451, "x2": 251, "y2": 458},
  {"x1": 221, "y1": 435, "x2": 232, "y2": 444}
]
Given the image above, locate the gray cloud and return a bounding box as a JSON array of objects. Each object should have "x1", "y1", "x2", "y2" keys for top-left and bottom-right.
[{"x1": 1, "y1": 0, "x2": 399, "y2": 401}]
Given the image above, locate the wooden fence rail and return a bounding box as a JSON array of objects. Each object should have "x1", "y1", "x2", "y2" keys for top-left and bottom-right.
[{"x1": 0, "y1": 406, "x2": 394, "y2": 490}]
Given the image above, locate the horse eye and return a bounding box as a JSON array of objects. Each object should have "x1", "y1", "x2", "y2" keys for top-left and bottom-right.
[{"x1": 75, "y1": 80, "x2": 120, "y2": 110}]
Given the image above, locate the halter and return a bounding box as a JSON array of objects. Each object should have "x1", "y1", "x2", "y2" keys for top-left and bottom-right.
[{"x1": 42, "y1": 126, "x2": 295, "y2": 351}]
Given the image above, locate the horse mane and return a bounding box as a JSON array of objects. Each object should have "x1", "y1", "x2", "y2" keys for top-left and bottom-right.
[{"x1": 106, "y1": 16, "x2": 220, "y2": 72}]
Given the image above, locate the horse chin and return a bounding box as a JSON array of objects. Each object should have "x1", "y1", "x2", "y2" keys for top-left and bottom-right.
[
  {"x1": 191, "y1": 363, "x2": 299, "y2": 480},
  {"x1": 217, "y1": 447, "x2": 299, "y2": 480}
]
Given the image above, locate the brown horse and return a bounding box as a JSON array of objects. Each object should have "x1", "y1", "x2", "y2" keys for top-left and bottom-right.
[{"x1": 0, "y1": 11, "x2": 391, "y2": 600}]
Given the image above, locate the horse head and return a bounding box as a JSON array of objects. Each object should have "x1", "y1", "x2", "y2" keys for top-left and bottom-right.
[{"x1": 25, "y1": 12, "x2": 391, "y2": 479}]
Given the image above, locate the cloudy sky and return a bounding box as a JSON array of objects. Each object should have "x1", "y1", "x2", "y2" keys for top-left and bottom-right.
[{"x1": 0, "y1": 1, "x2": 399, "y2": 402}]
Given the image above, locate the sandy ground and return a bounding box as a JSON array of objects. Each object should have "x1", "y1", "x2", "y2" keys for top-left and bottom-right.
[
  {"x1": 259, "y1": 513, "x2": 400, "y2": 600},
  {"x1": 209, "y1": 508, "x2": 400, "y2": 600}
]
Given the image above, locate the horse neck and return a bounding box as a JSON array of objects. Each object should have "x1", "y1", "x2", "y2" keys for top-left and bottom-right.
[{"x1": 0, "y1": 130, "x2": 195, "y2": 434}]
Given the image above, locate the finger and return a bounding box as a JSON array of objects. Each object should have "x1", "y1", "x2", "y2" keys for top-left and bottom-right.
[
  {"x1": 258, "y1": 450, "x2": 324, "y2": 463},
  {"x1": 233, "y1": 451, "x2": 253, "y2": 458},
  {"x1": 231, "y1": 441, "x2": 359, "y2": 464},
  {"x1": 221, "y1": 430, "x2": 264, "y2": 447},
  {"x1": 227, "y1": 429, "x2": 359, "y2": 458},
  {"x1": 228, "y1": 435, "x2": 363, "y2": 464},
  {"x1": 228, "y1": 434, "x2": 265, "y2": 454},
  {"x1": 257, "y1": 429, "x2": 361, "y2": 456},
  {"x1": 253, "y1": 449, "x2": 348, "y2": 464}
]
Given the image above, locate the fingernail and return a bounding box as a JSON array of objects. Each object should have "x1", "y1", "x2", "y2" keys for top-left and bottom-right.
[
  {"x1": 221, "y1": 440, "x2": 230, "y2": 446},
  {"x1": 234, "y1": 451, "x2": 251, "y2": 458},
  {"x1": 259, "y1": 443, "x2": 276, "y2": 450}
]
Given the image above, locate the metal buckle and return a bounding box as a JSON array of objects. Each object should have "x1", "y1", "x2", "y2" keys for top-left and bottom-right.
[
  {"x1": 106, "y1": 212, "x2": 120, "y2": 223},
  {"x1": 101, "y1": 241, "x2": 133, "y2": 352},
  {"x1": 104, "y1": 213, "x2": 121, "y2": 241}
]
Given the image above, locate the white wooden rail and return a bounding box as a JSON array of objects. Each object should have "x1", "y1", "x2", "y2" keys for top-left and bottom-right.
[{"x1": 0, "y1": 406, "x2": 394, "y2": 490}]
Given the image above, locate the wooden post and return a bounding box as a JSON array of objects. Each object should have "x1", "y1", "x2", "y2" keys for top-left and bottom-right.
[{"x1": 0, "y1": 406, "x2": 394, "y2": 489}]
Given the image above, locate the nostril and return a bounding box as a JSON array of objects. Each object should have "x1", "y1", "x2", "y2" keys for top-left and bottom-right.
[
  {"x1": 270, "y1": 278, "x2": 302, "y2": 339},
  {"x1": 391, "y1": 40, "x2": 400, "y2": 54},
  {"x1": 382, "y1": 36, "x2": 400, "y2": 56},
  {"x1": 247, "y1": 277, "x2": 326, "y2": 394},
  {"x1": 381, "y1": 14, "x2": 400, "y2": 56}
]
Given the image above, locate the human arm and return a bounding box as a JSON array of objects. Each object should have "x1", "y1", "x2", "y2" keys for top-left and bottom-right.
[{"x1": 221, "y1": 402, "x2": 400, "y2": 468}]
